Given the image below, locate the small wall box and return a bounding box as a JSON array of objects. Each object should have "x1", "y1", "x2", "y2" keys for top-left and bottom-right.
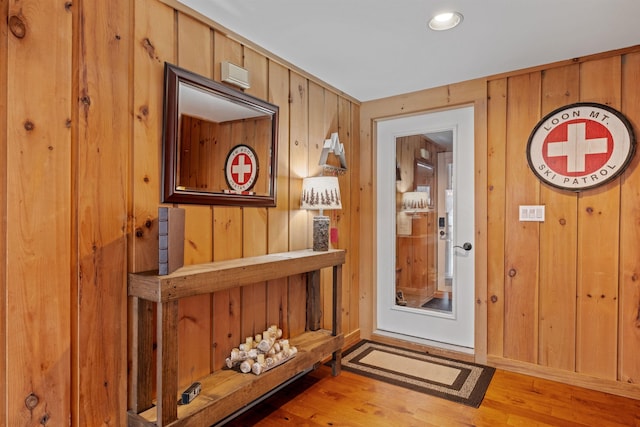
[
  {"x1": 221, "y1": 61, "x2": 250, "y2": 89},
  {"x1": 181, "y1": 382, "x2": 201, "y2": 405}
]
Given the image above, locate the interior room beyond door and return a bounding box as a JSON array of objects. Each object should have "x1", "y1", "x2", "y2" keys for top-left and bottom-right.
[{"x1": 395, "y1": 134, "x2": 454, "y2": 313}]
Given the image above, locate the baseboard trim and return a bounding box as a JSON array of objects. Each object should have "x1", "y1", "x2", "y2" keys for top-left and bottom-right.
[
  {"x1": 343, "y1": 329, "x2": 361, "y2": 350},
  {"x1": 487, "y1": 355, "x2": 640, "y2": 400}
]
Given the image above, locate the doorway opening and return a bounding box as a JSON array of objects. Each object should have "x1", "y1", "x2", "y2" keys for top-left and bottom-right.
[{"x1": 376, "y1": 106, "x2": 475, "y2": 349}]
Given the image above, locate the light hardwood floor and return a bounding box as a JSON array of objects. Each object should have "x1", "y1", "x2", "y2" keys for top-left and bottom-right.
[{"x1": 225, "y1": 363, "x2": 640, "y2": 426}]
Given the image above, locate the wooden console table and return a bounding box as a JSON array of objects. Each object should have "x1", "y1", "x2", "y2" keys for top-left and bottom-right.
[{"x1": 127, "y1": 249, "x2": 345, "y2": 426}]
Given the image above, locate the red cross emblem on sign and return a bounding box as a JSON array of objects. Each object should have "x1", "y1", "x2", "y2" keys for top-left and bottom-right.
[
  {"x1": 225, "y1": 145, "x2": 258, "y2": 192},
  {"x1": 527, "y1": 103, "x2": 635, "y2": 191},
  {"x1": 231, "y1": 153, "x2": 253, "y2": 184},
  {"x1": 543, "y1": 120, "x2": 613, "y2": 176}
]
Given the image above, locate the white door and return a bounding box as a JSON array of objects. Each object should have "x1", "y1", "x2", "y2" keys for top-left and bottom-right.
[{"x1": 376, "y1": 106, "x2": 475, "y2": 349}]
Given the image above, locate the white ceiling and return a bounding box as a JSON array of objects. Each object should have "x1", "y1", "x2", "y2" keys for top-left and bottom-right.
[{"x1": 178, "y1": 0, "x2": 640, "y2": 102}]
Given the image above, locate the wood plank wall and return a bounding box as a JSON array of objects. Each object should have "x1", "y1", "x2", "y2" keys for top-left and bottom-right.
[
  {"x1": 360, "y1": 46, "x2": 640, "y2": 398},
  {"x1": 0, "y1": 0, "x2": 359, "y2": 425},
  {"x1": 487, "y1": 49, "x2": 640, "y2": 395},
  {"x1": 5, "y1": 0, "x2": 73, "y2": 424},
  {"x1": 0, "y1": 1, "x2": 6, "y2": 422},
  {"x1": 2, "y1": 2, "x2": 638, "y2": 425}
]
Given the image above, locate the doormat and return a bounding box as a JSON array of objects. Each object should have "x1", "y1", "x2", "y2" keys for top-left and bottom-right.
[
  {"x1": 421, "y1": 297, "x2": 452, "y2": 312},
  {"x1": 340, "y1": 341, "x2": 494, "y2": 408}
]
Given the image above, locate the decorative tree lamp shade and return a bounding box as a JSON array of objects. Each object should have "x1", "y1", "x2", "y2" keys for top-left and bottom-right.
[
  {"x1": 301, "y1": 176, "x2": 342, "y2": 251},
  {"x1": 402, "y1": 191, "x2": 430, "y2": 214}
]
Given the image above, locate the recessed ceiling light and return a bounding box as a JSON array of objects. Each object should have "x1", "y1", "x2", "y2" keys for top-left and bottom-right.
[{"x1": 428, "y1": 11, "x2": 463, "y2": 31}]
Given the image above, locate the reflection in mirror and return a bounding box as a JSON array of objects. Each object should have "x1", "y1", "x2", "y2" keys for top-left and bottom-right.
[
  {"x1": 162, "y1": 63, "x2": 278, "y2": 206},
  {"x1": 395, "y1": 133, "x2": 453, "y2": 312}
]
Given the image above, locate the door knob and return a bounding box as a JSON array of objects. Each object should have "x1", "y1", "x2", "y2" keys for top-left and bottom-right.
[{"x1": 454, "y1": 242, "x2": 472, "y2": 251}]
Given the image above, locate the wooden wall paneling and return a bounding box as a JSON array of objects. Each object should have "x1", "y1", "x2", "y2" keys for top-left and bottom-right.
[
  {"x1": 176, "y1": 11, "x2": 214, "y2": 388},
  {"x1": 397, "y1": 135, "x2": 420, "y2": 191},
  {"x1": 179, "y1": 115, "x2": 193, "y2": 186},
  {"x1": 288, "y1": 71, "x2": 309, "y2": 336},
  {"x1": 75, "y1": 0, "x2": 131, "y2": 423},
  {"x1": 396, "y1": 237, "x2": 410, "y2": 291},
  {"x1": 287, "y1": 272, "x2": 307, "y2": 338},
  {"x1": 266, "y1": 61, "x2": 291, "y2": 334},
  {"x1": 487, "y1": 78, "x2": 508, "y2": 357},
  {"x1": 321, "y1": 90, "x2": 339, "y2": 332},
  {"x1": 194, "y1": 118, "x2": 213, "y2": 189},
  {"x1": 6, "y1": 1, "x2": 71, "y2": 424},
  {"x1": 0, "y1": 0, "x2": 7, "y2": 422},
  {"x1": 214, "y1": 123, "x2": 233, "y2": 194},
  {"x1": 178, "y1": 115, "x2": 218, "y2": 190},
  {"x1": 289, "y1": 72, "x2": 310, "y2": 251},
  {"x1": 473, "y1": 94, "x2": 489, "y2": 363},
  {"x1": 337, "y1": 96, "x2": 352, "y2": 335},
  {"x1": 322, "y1": 90, "x2": 340, "y2": 150},
  {"x1": 266, "y1": 277, "x2": 289, "y2": 337},
  {"x1": 130, "y1": 0, "x2": 174, "y2": 274},
  {"x1": 204, "y1": 120, "x2": 222, "y2": 191},
  {"x1": 361, "y1": 80, "x2": 486, "y2": 122},
  {"x1": 242, "y1": 47, "x2": 268, "y2": 339},
  {"x1": 575, "y1": 56, "x2": 622, "y2": 380},
  {"x1": 129, "y1": 0, "x2": 175, "y2": 411},
  {"x1": 308, "y1": 82, "x2": 330, "y2": 329},
  {"x1": 538, "y1": 65, "x2": 579, "y2": 370},
  {"x1": 242, "y1": 47, "x2": 269, "y2": 259},
  {"x1": 212, "y1": 30, "x2": 242, "y2": 82},
  {"x1": 619, "y1": 51, "x2": 640, "y2": 385},
  {"x1": 240, "y1": 256, "x2": 268, "y2": 338},
  {"x1": 308, "y1": 83, "x2": 326, "y2": 189},
  {"x1": 268, "y1": 61, "x2": 291, "y2": 254},
  {"x1": 307, "y1": 82, "x2": 326, "y2": 331},
  {"x1": 396, "y1": 136, "x2": 424, "y2": 296},
  {"x1": 357, "y1": 106, "x2": 374, "y2": 339},
  {"x1": 349, "y1": 103, "x2": 361, "y2": 338},
  {"x1": 211, "y1": 31, "x2": 243, "y2": 369},
  {"x1": 183, "y1": 115, "x2": 197, "y2": 187},
  {"x1": 503, "y1": 72, "x2": 541, "y2": 363},
  {"x1": 240, "y1": 280, "x2": 267, "y2": 341},
  {"x1": 192, "y1": 118, "x2": 207, "y2": 189},
  {"x1": 211, "y1": 268, "x2": 241, "y2": 371}
]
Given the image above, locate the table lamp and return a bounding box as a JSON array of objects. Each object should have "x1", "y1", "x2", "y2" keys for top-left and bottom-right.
[
  {"x1": 402, "y1": 191, "x2": 430, "y2": 215},
  {"x1": 301, "y1": 176, "x2": 342, "y2": 251}
]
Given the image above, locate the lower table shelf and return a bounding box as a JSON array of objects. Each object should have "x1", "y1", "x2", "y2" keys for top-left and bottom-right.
[{"x1": 128, "y1": 330, "x2": 344, "y2": 426}]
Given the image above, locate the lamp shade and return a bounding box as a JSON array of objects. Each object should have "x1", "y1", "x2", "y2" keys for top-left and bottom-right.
[
  {"x1": 402, "y1": 191, "x2": 430, "y2": 212},
  {"x1": 301, "y1": 176, "x2": 342, "y2": 211}
]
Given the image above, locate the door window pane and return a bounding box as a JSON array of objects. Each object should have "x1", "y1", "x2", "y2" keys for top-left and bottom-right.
[{"x1": 395, "y1": 134, "x2": 452, "y2": 312}]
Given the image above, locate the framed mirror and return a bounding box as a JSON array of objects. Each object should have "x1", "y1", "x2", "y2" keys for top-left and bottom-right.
[{"x1": 162, "y1": 62, "x2": 279, "y2": 206}]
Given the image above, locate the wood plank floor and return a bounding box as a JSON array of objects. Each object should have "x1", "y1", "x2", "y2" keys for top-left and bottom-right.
[{"x1": 224, "y1": 364, "x2": 640, "y2": 426}]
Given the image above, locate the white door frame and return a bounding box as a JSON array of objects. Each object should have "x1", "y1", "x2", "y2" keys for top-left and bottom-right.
[{"x1": 375, "y1": 106, "x2": 475, "y2": 349}]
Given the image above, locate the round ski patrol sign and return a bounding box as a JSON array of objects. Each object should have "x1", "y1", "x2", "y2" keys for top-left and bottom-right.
[
  {"x1": 527, "y1": 103, "x2": 635, "y2": 191},
  {"x1": 225, "y1": 144, "x2": 258, "y2": 192}
]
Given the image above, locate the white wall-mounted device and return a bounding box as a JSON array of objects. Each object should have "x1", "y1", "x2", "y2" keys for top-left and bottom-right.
[
  {"x1": 519, "y1": 205, "x2": 545, "y2": 222},
  {"x1": 221, "y1": 61, "x2": 250, "y2": 89}
]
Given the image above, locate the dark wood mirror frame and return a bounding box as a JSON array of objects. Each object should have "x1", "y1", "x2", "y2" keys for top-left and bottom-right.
[{"x1": 162, "y1": 62, "x2": 279, "y2": 206}]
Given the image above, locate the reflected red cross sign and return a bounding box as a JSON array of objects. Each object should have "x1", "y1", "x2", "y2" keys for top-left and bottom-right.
[
  {"x1": 527, "y1": 103, "x2": 635, "y2": 191},
  {"x1": 225, "y1": 145, "x2": 258, "y2": 192}
]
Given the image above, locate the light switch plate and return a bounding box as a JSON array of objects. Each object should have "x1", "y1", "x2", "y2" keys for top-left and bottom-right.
[{"x1": 519, "y1": 205, "x2": 545, "y2": 222}]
